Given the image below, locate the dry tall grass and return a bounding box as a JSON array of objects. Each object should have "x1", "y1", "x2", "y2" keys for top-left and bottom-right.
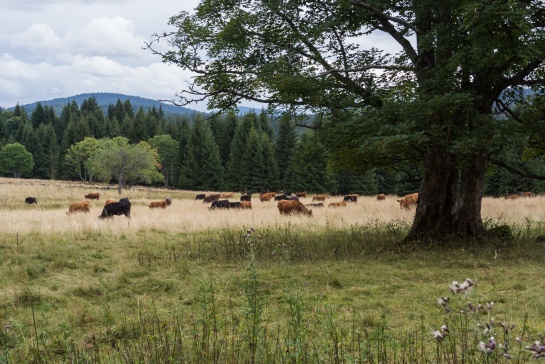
[{"x1": 1, "y1": 177, "x2": 543, "y2": 235}]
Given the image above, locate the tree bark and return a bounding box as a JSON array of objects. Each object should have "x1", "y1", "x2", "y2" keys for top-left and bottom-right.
[{"x1": 406, "y1": 148, "x2": 486, "y2": 241}]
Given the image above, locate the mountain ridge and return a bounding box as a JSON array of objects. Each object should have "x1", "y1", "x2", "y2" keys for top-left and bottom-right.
[{"x1": 6, "y1": 92, "x2": 260, "y2": 117}]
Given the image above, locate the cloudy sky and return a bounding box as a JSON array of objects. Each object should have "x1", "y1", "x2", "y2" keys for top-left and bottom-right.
[{"x1": 0, "y1": 0, "x2": 213, "y2": 111}]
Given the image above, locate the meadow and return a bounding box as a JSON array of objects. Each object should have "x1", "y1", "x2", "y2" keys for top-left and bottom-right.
[{"x1": 1, "y1": 177, "x2": 545, "y2": 363}]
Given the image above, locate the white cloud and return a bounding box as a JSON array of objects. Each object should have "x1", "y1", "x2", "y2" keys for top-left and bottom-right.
[{"x1": 9, "y1": 24, "x2": 65, "y2": 54}]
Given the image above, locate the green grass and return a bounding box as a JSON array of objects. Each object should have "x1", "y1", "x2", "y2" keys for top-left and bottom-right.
[{"x1": 1, "y1": 219, "x2": 545, "y2": 362}]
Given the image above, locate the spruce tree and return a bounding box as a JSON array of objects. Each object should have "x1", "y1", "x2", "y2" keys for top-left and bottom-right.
[{"x1": 275, "y1": 116, "x2": 298, "y2": 190}]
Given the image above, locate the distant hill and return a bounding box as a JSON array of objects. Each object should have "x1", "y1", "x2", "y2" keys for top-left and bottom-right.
[{"x1": 7, "y1": 92, "x2": 261, "y2": 117}]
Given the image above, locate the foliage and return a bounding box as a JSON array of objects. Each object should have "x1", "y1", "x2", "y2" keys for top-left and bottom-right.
[
  {"x1": 0, "y1": 142, "x2": 34, "y2": 178},
  {"x1": 148, "y1": 134, "x2": 180, "y2": 187}
]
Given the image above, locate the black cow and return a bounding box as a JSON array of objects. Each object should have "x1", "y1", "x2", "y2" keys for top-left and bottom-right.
[
  {"x1": 343, "y1": 195, "x2": 358, "y2": 202},
  {"x1": 240, "y1": 194, "x2": 252, "y2": 201},
  {"x1": 229, "y1": 201, "x2": 241, "y2": 208},
  {"x1": 306, "y1": 203, "x2": 324, "y2": 208},
  {"x1": 99, "y1": 198, "x2": 131, "y2": 219},
  {"x1": 25, "y1": 197, "x2": 38, "y2": 205},
  {"x1": 209, "y1": 199, "x2": 230, "y2": 209},
  {"x1": 195, "y1": 193, "x2": 206, "y2": 200}
]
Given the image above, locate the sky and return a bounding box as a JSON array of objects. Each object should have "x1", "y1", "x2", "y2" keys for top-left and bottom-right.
[
  {"x1": 0, "y1": 0, "x2": 399, "y2": 113},
  {"x1": 0, "y1": 0, "x2": 213, "y2": 111}
]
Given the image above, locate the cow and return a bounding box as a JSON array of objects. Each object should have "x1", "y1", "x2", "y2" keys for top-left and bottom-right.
[
  {"x1": 203, "y1": 194, "x2": 221, "y2": 203},
  {"x1": 275, "y1": 194, "x2": 299, "y2": 201},
  {"x1": 277, "y1": 200, "x2": 312, "y2": 216},
  {"x1": 229, "y1": 201, "x2": 241, "y2": 208},
  {"x1": 25, "y1": 197, "x2": 37, "y2": 205},
  {"x1": 329, "y1": 201, "x2": 347, "y2": 207},
  {"x1": 67, "y1": 201, "x2": 90, "y2": 214},
  {"x1": 84, "y1": 192, "x2": 100, "y2": 200},
  {"x1": 296, "y1": 192, "x2": 307, "y2": 198},
  {"x1": 99, "y1": 198, "x2": 131, "y2": 219},
  {"x1": 397, "y1": 193, "x2": 419, "y2": 210},
  {"x1": 149, "y1": 198, "x2": 172, "y2": 208},
  {"x1": 343, "y1": 194, "x2": 358, "y2": 203},
  {"x1": 306, "y1": 203, "x2": 324, "y2": 208},
  {"x1": 104, "y1": 198, "x2": 116, "y2": 206},
  {"x1": 195, "y1": 194, "x2": 206, "y2": 200},
  {"x1": 524, "y1": 191, "x2": 534, "y2": 198},
  {"x1": 312, "y1": 194, "x2": 327, "y2": 201},
  {"x1": 240, "y1": 201, "x2": 252, "y2": 209},
  {"x1": 209, "y1": 199, "x2": 230, "y2": 209},
  {"x1": 504, "y1": 194, "x2": 519, "y2": 200},
  {"x1": 376, "y1": 193, "x2": 386, "y2": 200},
  {"x1": 260, "y1": 192, "x2": 276, "y2": 202},
  {"x1": 220, "y1": 192, "x2": 234, "y2": 198},
  {"x1": 240, "y1": 194, "x2": 252, "y2": 201}
]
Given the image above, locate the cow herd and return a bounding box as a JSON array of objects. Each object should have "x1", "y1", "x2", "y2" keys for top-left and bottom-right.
[
  {"x1": 194, "y1": 191, "x2": 392, "y2": 216},
  {"x1": 24, "y1": 192, "x2": 174, "y2": 220}
]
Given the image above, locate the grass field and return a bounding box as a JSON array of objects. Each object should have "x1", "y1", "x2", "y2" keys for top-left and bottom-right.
[{"x1": 1, "y1": 177, "x2": 545, "y2": 362}]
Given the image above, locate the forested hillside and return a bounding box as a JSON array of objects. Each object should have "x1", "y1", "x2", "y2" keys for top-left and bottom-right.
[{"x1": 0, "y1": 95, "x2": 543, "y2": 196}]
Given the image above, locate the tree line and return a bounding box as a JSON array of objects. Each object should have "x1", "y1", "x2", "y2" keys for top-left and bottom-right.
[{"x1": 0, "y1": 96, "x2": 543, "y2": 196}]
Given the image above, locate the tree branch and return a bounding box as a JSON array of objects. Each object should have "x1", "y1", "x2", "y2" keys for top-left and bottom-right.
[{"x1": 490, "y1": 158, "x2": 545, "y2": 181}]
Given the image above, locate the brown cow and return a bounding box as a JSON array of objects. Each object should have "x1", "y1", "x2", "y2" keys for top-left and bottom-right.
[
  {"x1": 296, "y1": 192, "x2": 307, "y2": 198},
  {"x1": 240, "y1": 201, "x2": 252, "y2": 209},
  {"x1": 376, "y1": 193, "x2": 386, "y2": 200},
  {"x1": 104, "y1": 198, "x2": 116, "y2": 206},
  {"x1": 277, "y1": 200, "x2": 312, "y2": 216},
  {"x1": 203, "y1": 194, "x2": 221, "y2": 203},
  {"x1": 524, "y1": 192, "x2": 534, "y2": 198},
  {"x1": 504, "y1": 194, "x2": 519, "y2": 200},
  {"x1": 67, "y1": 201, "x2": 90, "y2": 214},
  {"x1": 312, "y1": 194, "x2": 327, "y2": 201},
  {"x1": 260, "y1": 192, "x2": 276, "y2": 202},
  {"x1": 84, "y1": 192, "x2": 100, "y2": 200},
  {"x1": 149, "y1": 198, "x2": 172, "y2": 208},
  {"x1": 397, "y1": 193, "x2": 419, "y2": 210},
  {"x1": 328, "y1": 201, "x2": 347, "y2": 207},
  {"x1": 220, "y1": 192, "x2": 234, "y2": 198}
]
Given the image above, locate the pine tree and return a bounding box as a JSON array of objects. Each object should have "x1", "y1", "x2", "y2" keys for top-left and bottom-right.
[
  {"x1": 31, "y1": 102, "x2": 46, "y2": 129},
  {"x1": 225, "y1": 114, "x2": 254, "y2": 190},
  {"x1": 275, "y1": 116, "x2": 298, "y2": 190}
]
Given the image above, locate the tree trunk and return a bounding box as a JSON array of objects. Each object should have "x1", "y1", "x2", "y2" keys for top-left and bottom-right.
[{"x1": 406, "y1": 148, "x2": 486, "y2": 241}]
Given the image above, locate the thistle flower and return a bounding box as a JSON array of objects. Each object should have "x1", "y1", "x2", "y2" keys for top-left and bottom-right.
[{"x1": 478, "y1": 337, "x2": 497, "y2": 354}]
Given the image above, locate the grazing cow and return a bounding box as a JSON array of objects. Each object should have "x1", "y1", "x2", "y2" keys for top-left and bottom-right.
[
  {"x1": 149, "y1": 198, "x2": 172, "y2": 208},
  {"x1": 306, "y1": 203, "x2": 324, "y2": 208},
  {"x1": 329, "y1": 201, "x2": 347, "y2": 207},
  {"x1": 277, "y1": 200, "x2": 312, "y2": 216},
  {"x1": 220, "y1": 192, "x2": 234, "y2": 198},
  {"x1": 376, "y1": 193, "x2": 386, "y2": 200},
  {"x1": 296, "y1": 192, "x2": 307, "y2": 198},
  {"x1": 67, "y1": 201, "x2": 90, "y2": 214},
  {"x1": 84, "y1": 192, "x2": 100, "y2": 200},
  {"x1": 524, "y1": 191, "x2": 534, "y2": 198},
  {"x1": 240, "y1": 194, "x2": 252, "y2": 201},
  {"x1": 240, "y1": 201, "x2": 252, "y2": 209},
  {"x1": 397, "y1": 193, "x2": 419, "y2": 210},
  {"x1": 312, "y1": 194, "x2": 327, "y2": 202},
  {"x1": 275, "y1": 194, "x2": 298, "y2": 201},
  {"x1": 343, "y1": 194, "x2": 358, "y2": 203},
  {"x1": 99, "y1": 198, "x2": 131, "y2": 219},
  {"x1": 104, "y1": 198, "x2": 116, "y2": 206},
  {"x1": 260, "y1": 192, "x2": 276, "y2": 202},
  {"x1": 209, "y1": 199, "x2": 230, "y2": 209},
  {"x1": 195, "y1": 194, "x2": 206, "y2": 200},
  {"x1": 504, "y1": 194, "x2": 519, "y2": 200},
  {"x1": 229, "y1": 201, "x2": 241, "y2": 208},
  {"x1": 25, "y1": 197, "x2": 37, "y2": 205},
  {"x1": 203, "y1": 194, "x2": 221, "y2": 203}
]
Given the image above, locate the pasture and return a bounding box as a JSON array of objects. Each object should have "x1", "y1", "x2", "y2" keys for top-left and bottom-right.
[{"x1": 1, "y1": 177, "x2": 545, "y2": 362}]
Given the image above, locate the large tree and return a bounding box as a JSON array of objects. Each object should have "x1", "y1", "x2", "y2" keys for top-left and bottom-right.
[{"x1": 147, "y1": 0, "x2": 545, "y2": 241}]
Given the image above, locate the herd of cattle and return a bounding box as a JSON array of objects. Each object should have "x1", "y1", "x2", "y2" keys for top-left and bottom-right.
[{"x1": 22, "y1": 190, "x2": 537, "y2": 218}]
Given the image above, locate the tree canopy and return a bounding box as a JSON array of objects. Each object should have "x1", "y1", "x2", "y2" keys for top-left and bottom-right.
[
  {"x1": 0, "y1": 143, "x2": 34, "y2": 178},
  {"x1": 147, "y1": 0, "x2": 545, "y2": 241}
]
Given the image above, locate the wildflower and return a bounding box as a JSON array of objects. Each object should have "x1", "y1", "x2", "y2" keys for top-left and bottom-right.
[
  {"x1": 441, "y1": 325, "x2": 449, "y2": 333},
  {"x1": 449, "y1": 278, "x2": 475, "y2": 296},
  {"x1": 437, "y1": 297, "x2": 449, "y2": 307},
  {"x1": 525, "y1": 341, "x2": 545, "y2": 359},
  {"x1": 478, "y1": 337, "x2": 497, "y2": 354},
  {"x1": 449, "y1": 281, "x2": 460, "y2": 294},
  {"x1": 487, "y1": 301, "x2": 494, "y2": 310},
  {"x1": 432, "y1": 330, "x2": 445, "y2": 342}
]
